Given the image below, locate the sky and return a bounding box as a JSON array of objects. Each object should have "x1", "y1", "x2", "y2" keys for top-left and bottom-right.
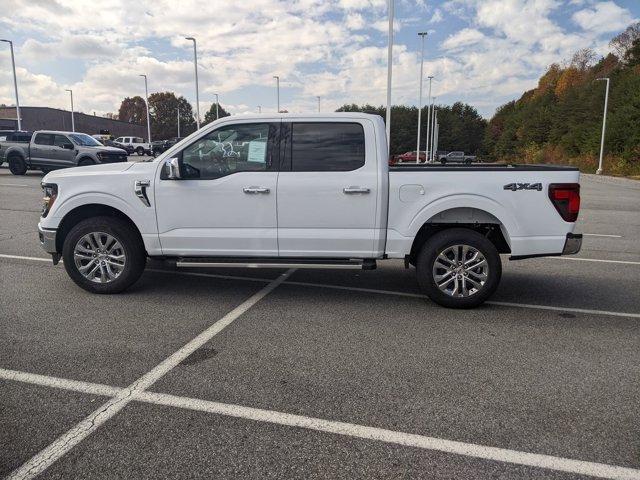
[{"x1": 0, "y1": 0, "x2": 638, "y2": 119}]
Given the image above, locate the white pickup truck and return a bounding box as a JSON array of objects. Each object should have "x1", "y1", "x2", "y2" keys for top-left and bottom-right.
[{"x1": 38, "y1": 113, "x2": 582, "y2": 308}]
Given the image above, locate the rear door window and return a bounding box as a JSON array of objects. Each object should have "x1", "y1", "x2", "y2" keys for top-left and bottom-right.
[
  {"x1": 34, "y1": 133, "x2": 54, "y2": 146},
  {"x1": 289, "y1": 122, "x2": 365, "y2": 172}
]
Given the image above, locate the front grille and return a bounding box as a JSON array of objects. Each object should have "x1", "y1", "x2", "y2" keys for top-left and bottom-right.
[{"x1": 99, "y1": 154, "x2": 127, "y2": 163}]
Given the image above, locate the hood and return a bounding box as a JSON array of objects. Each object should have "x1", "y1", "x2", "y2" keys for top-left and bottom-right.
[{"x1": 43, "y1": 162, "x2": 135, "y2": 182}]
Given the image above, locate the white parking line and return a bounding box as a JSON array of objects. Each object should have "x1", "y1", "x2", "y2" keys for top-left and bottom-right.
[
  {"x1": 0, "y1": 183, "x2": 31, "y2": 187},
  {"x1": 1, "y1": 367, "x2": 639, "y2": 480},
  {"x1": 583, "y1": 234, "x2": 623, "y2": 238},
  {"x1": 1, "y1": 253, "x2": 639, "y2": 319},
  {"x1": 7, "y1": 269, "x2": 295, "y2": 480},
  {"x1": 555, "y1": 257, "x2": 640, "y2": 265}
]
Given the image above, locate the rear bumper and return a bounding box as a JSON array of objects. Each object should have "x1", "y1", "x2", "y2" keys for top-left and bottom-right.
[
  {"x1": 510, "y1": 233, "x2": 582, "y2": 260},
  {"x1": 562, "y1": 232, "x2": 582, "y2": 255}
]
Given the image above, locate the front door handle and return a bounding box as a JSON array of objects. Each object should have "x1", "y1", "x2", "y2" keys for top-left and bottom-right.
[
  {"x1": 243, "y1": 186, "x2": 270, "y2": 194},
  {"x1": 343, "y1": 186, "x2": 370, "y2": 194}
]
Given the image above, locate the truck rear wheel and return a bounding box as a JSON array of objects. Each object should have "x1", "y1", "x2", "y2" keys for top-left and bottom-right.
[
  {"x1": 136, "y1": 147, "x2": 144, "y2": 156},
  {"x1": 62, "y1": 216, "x2": 146, "y2": 294},
  {"x1": 8, "y1": 155, "x2": 27, "y2": 175},
  {"x1": 416, "y1": 228, "x2": 501, "y2": 308}
]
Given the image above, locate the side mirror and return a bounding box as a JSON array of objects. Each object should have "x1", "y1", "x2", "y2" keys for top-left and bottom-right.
[
  {"x1": 62, "y1": 143, "x2": 74, "y2": 150},
  {"x1": 164, "y1": 157, "x2": 181, "y2": 179}
]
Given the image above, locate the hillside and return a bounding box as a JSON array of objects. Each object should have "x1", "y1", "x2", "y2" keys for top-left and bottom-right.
[{"x1": 483, "y1": 23, "x2": 640, "y2": 176}]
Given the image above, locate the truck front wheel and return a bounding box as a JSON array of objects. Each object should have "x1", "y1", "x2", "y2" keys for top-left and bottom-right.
[
  {"x1": 62, "y1": 216, "x2": 146, "y2": 294},
  {"x1": 8, "y1": 155, "x2": 27, "y2": 175},
  {"x1": 416, "y1": 228, "x2": 501, "y2": 308}
]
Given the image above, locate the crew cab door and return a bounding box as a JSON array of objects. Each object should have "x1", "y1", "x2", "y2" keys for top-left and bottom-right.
[
  {"x1": 155, "y1": 121, "x2": 280, "y2": 256},
  {"x1": 276, "y1": 120, "x2": 380, "y2": 257}
]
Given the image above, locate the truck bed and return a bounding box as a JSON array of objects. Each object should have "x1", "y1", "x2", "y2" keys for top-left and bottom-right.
[{"x1": 390, "y1": 163, "x2": 579, "y2": 171}]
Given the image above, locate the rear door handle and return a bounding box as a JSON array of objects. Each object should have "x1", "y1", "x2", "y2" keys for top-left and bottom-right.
[
  {"x1": 243, "y1": 186, "x2": 270, "y2": 194},
  {"x1": 343, "y1": 186, "x2": 370, "y2": 194}
]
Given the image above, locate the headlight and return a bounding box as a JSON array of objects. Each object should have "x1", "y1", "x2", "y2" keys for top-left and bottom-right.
[{"x1": 41, "y1": 183, "x2": 58, "y2": 218}]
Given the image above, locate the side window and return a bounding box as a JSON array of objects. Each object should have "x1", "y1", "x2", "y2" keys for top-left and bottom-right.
[
  {"x1": 136, "y1": 137, "x2": 143, "y2": 143},
  {"x1": 54, "y1": 135, "x2": 72, "y2": 148},
  {"x1": 290, "y1": 122, "x2": 365, "y2": 172},
  {"x1": 115, "y1": 137, "x2": 123, "y2": 143},
  {"x1": 180, "y1": 123, "x2": 274, "y2": 180},
  {"x1": 34, "y1": 133, "x2": 54, "y2": 146}
]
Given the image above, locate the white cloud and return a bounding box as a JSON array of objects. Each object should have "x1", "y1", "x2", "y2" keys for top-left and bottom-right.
[
  {"x1": 442, "y1": 28, "x2": 486, "y2": 50},
  {"x1": 572, "y1": 1, "x2": 636, "y2": 34},
  {"x1": 429, "y1": 8, "x2": 444, "y2": 23}
]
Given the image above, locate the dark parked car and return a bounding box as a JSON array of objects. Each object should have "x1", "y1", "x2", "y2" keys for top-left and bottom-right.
[{"x1": 151, "y1": 137, "x2": 184, "y2": 156}]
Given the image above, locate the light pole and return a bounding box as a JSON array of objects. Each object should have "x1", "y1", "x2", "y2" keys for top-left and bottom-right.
[
  {"x1": 139, "y1": 74, "x2": 152, "y2": 147},
  {"x1": 177, "y1": 107, "x2": 180, "y2": 138},
  {"x1": 0, "y1": 39, "x2": 21, "y2": 130},
  {"x1": 317, "y1": 96, "x2": 321, "y2": 113},
  {"x1": 595, "y1": 77, "x2": 610, "y2": 175},
  {"x1": 257, "y1": 105, "x2": 262, "y2": 113},
  {"x1": 273, "y1": 76, "x2": 280, "y2": 112},
  {"x1": 424, "y1": 76, "x2": 433, "y2": 163},
  {"x1": 385, "y1": 0, "x2": 395, "y2": 152},
  {"x1": 415, "y1": 31, "x2": 427, "y2": 163},
  {"x1": 429, "y1": 99, "x2": 437, "y2": 162},
  {"x1": 185, "y1": 37, "x2": 200, "y2": 129},
  {"x1": 213, "y1": 93, "x2": 219, "y2": 120},
  {"x1": 65, "y1": 89, "x2": 75, "y2": 132}
]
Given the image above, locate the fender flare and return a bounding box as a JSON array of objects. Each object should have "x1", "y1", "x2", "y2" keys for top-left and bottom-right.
[{"x1": 407, "y1": 194, "x2": 519, "y2": 244}]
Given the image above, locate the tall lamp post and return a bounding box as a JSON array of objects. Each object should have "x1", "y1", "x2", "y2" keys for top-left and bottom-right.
[
  {"x1": 385, "y1": 0, "x2": 394, "y2": 152},
  {"x1": 415, "y1": 31, "x2": 428, "y2": 163},
  {"x1": 139, "y1": 75, "x2": 152, "y2": 148},
  {"x1": 273, "y1": 76, "x2": 280, "y2": 112},
  {"x1": 595, "y1": 77, "x2": 610, "y2": 175},
  {"x1": 429, "y1": 99, "x2": 437, "y2": 162},
  {"x1": 317, "y1": 96, "x2": 321, "y2": 113},
  {"x1": 177, "y1": 107, "x2": 180, "y2": 138},
  {"x1": 213, "y1": 93, "x2": 219, "y2": 120},
  {"x1": 257, "y1": 105, "x2": 262, "y2": 113},
  {"x1": 185, "y1": 36, "x2": 200, "y2": 129},
  {"x1": 65, "y1": 89, "x2": 75, "y2": 132},
  {"x1": 0, "y1": 39, "x2": 21, "y2": 130},
  {"x1": 424, "y1": 76, "x2": 433, "y2": 163}
]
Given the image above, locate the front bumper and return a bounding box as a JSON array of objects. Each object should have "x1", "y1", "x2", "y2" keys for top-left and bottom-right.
[
  {"x1": 562, "y1": 232, "x2": 582, "y2": 255},
  {"x1": 38, "y1": 223, "x2": 57, "y2": 254}
]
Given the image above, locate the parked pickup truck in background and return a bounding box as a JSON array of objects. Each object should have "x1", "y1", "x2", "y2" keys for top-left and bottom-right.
[
  {"x1": 2, "y1": 131, "x2": 129, "y2": 175},
  {"x1": 37, "y1": 113, "x2": 582, "y2": 308},
  {"x1": 439, "y1": 151, "x2": 476, "y2": 164},
  {"x1": 113, "y1": 136, "x2": 151, "y2": 156},
  {"x1": 0, "y1": 130, "x2": 32, "y2": 167}
]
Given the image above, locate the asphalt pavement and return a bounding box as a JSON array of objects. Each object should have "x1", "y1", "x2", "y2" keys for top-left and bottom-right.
[{"x1": 0, "y1": 165, "x2": 638, "y2": 479}]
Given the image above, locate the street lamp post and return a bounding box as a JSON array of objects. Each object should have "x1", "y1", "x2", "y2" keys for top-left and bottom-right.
[
  {"x1": 424, "y1": 76, "x2": 433, "y2": 163},
  {"x1": 177, "y1": 107, "x2": 180, "y2": 138},
  {"x1": 65, "y1": 89, "x2": 75, "y2": 132},
  {"x1": 0, "y1": 39, "x2": 21, "y2": 130},
  {"x1": 415, "y1": 31, "x2": 427, "y2": 163},
  {"x1": 385, "y1": 0, "x2": 395, "y2": 152},
  {"x1": 185, "y1": 37, "x2": 200, "y2": 130},
  {"x1": 139, "y1": 75, "x2": 152, "y2": 148},
  {"x1": 257, "y1": 105, "x2": 262, "y2": 113},
  {"x1": 213, "y1": 93, "x2": 219, "y2": 120},
  {"x1": 317, "y1": 96, "x2": 321, "y2": 113},
  {"x1": 595, "y1": 77, "x2": 610, "y2": 175},
  {"x1": 429, "y1": 100, "x2": 437, "y2": 162},
  {"x1": 273, "y1": 76, "x2": 280, "y2": 112}
]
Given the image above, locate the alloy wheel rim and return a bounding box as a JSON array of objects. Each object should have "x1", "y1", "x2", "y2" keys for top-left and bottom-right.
[
  {"x1": 432, "y1": 244, "x2": 489, "y2": 297},
  {"x1": 73, "y1": 232, "x2": 126, "y2": 283}
]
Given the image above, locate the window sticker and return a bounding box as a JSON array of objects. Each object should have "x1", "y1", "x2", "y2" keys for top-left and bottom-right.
[{"x1": 247, "y1": 140, "x2": 267, "y2": 163}]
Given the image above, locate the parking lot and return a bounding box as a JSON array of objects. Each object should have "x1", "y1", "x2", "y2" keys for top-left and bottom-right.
[{"x1": 1, "y1": 165, "x2": 639, "y2": 479}]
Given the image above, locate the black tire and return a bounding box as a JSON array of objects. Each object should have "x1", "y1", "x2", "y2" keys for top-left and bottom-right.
[
  {"x1": 8, "y1": 155, "x2": 27, "y2": 175},
  {"x1": 78, "y1": 158, "x2": 94, "y2": 167},
  {"x1": 136, "y1": 147, "x2": 144, "y2": 156},
  {"x1": 416, "y1": 228, "x2": 501, "y2": 309},
  {"x1": 62, "y1": 216, "x2": 146, "y2": 294}
]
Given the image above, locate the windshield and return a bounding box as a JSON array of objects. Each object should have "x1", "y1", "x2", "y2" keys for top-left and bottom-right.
[{"x1": 69, "y1": 133, "x2": 102, "y2": 147}]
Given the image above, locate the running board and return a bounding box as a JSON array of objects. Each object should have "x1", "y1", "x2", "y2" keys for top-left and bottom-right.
[{"x1": 174, "y1": 258, "x2": 377, "y2": 270}]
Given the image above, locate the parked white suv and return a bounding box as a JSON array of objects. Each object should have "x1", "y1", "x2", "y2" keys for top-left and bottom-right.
[
  {"x1": 38, "y1": 113, "x2": 582, "y2": 308},
  {"x1": 113, "y1": 136, "x2": 150, "y2": 156}
]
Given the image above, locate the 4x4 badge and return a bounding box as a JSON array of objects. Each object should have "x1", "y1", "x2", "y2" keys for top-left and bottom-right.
[{"x1": 503, "y1": 182, "x2": 542, "y2": 191}]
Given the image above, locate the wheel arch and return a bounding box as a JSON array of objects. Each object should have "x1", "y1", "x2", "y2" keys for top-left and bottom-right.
[
  {"x1": 408, "y1": 206, "x2": 512, "y2": 265},
  {"x1": 56, "y1": 204, "x2": 144, "y2": 254}
]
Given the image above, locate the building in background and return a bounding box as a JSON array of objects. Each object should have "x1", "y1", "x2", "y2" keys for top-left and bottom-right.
[{"x1": 0, "y1": 106, "x2": 146, "y2": 139}]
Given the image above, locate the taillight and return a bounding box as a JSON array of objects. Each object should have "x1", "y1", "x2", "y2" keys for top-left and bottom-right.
[{"x1": 548, "y1": 183, "x2": 580, "y2": 222}]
